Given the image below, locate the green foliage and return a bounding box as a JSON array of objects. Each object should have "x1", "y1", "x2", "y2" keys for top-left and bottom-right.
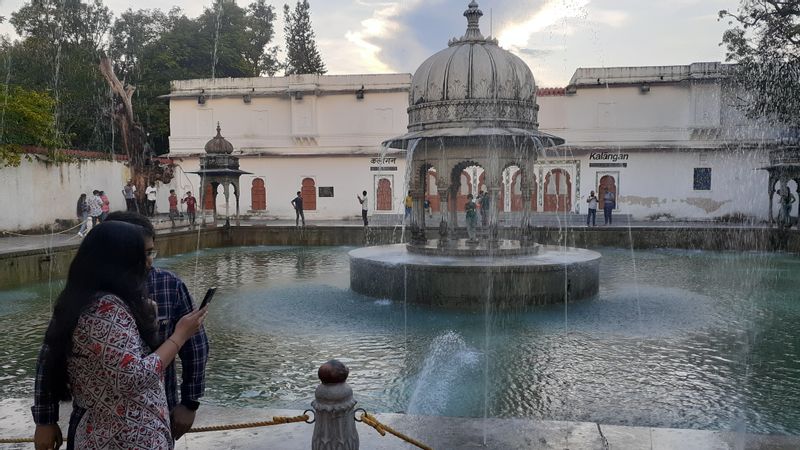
[
  {"x1": 0, "y1": 86, "x2": 62, "y2": 167},
  {"x1": 720, "y1": 1, "x2": 800, "y2": 128},
  {"x1": 283, "y1": 0, "x2": 326, "y2": 75}
]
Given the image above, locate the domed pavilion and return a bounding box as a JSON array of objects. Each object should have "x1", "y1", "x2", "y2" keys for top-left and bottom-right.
[{"x1": 384, "y1": 0, "x2": 564, "y2": 246}]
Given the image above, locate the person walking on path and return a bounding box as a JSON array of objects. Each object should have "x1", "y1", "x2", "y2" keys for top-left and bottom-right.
[
  {"x1": 99, "y1": 191, "x2": 110, "y2": 222},
  {"x1": 603, "y1": 189, "x2": 615, "y2": 225},
  {"x1": 32, "y1": 220, "x2": 208, "y2": 450},
  {"x1": 122, "y1": 180, "x2": 137, "y2": 212},
  {"x1": 404, "y1": 191, "x2": 413, "y2": 223},
  {"x1": 358, "y1": 190, "x2": 369, "y2": 227},
  {"x1": 291, "y1": 191, "x2": 305, "y2": 227},
  {"x1": 182, "y1": 191, "x2": 197, "y2": 226},
  {"x1": 168, "y1": 189, "x2": 179, "y2": 227},
  {"x1": 33, "y1": 213, "x2": 211, "y2": 450},
  {"x1": 586, "y1": 191, "x2": 598, "y2": 227},
  {"x1": 477, "y1": 189, "x2": 490, "y2": 228},
  {"x1": 145, "y1": 182, "x2": 158, "y2": 217},
  {"x1": 88, "y1": 190, "x2": 103, "y2": 226},
  {"x1": 465, "y1": 193, "x2": 478, "y2": 241},
  {"x1": 76, "y1": 194, "x2": 89, "y2": 237}
]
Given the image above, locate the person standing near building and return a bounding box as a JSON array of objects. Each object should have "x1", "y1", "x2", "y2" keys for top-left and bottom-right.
[
  {"x1": 122, "y1": 180, "x2": 137, "y2": 212},
  {"x1": 586, "y1": 190, "x2": 598, "y2": 227},
  {"x1": 168, "y1": 189, "x2": 179, "y2": 227},
  {"x1": 357, "y1": 190, "x2": 369, "y2": 227},
  {"x1": 477, "y1": 189, "x2": 490, "y2": 228},
  {"x1": 603, "y1": 189, "x2": 615, "y2": 225},
  {"x1": 99, "y1": 191, "x2": 110, "y2": 222},
  {"x1": 182, "y1": 191, "x2": 197, "y2": 226},
  {"x1": 291, "y1": 191, "x2": 305, "y2": 227},
  {"x1": 76, "y1": 194, "x2": 89, "y2": 237},
  {"x1": 32, "y1": 212, "x2": 211, "y2": 450},
  {"x1": 465, "y1": 193, "x2": 478, "y2": 241},
  {"x1": 89, "y1": 190, "x2": 103, "y2": 226},
  {"x1": 404, "y1": 191, "x2": 413, "y2": 223},
  {"x1": 145, "y1": 182, "x2": 158, "y2": 217}
]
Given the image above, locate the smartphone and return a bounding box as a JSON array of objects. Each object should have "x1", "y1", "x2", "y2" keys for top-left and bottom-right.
[{"x1": 200, "y1": 287, "x2": 217, "y2": 309}]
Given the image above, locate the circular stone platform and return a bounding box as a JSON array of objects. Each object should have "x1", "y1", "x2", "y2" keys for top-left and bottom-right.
[{"x1": 349, "y1": 244, "x2": 601, "y2": 309}]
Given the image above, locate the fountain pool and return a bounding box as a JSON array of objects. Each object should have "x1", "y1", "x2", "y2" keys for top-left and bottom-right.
[{"x1": 1, "y1": 245, "x2": 800, "y2": 435}]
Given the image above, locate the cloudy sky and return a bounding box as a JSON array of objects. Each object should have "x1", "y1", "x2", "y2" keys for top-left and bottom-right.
[{"x1": 0, "y1": 0, "x2": 740, "y2": 86}]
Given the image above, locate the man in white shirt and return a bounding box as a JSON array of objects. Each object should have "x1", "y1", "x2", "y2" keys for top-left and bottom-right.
[
  {"x1": 357, "y1": 190, "x2": 368, "y2": 227},
  {"x1": 89, "y1": 190, "x2": 104, "y2": 226},
  {"x1": 146, "y1": 182, "x2": 158, "y2": 217}
]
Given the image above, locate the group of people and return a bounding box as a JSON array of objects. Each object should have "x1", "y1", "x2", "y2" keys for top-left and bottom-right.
[
  {"x1": 75, "y1": 191, "x2": 110, "y2": 237},
  {"x1": 585, "y1": 189, "x2": 616, "y2": 226},
  {"x1": 81, "y1": 182, "x2": 199, "y2": 236},
  {"x1": 33, "y1": 212, "x2": 210, "y2": 450},
  {"x1": 290, "y1": 189, "x2": 372, "y2": 228}
]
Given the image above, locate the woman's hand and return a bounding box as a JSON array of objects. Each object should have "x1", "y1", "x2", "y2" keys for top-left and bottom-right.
[{"x1": 171, "y1": 306, "x2": 208, "y2": 346}]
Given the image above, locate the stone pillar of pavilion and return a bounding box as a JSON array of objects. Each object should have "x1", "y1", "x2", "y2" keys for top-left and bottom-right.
[
  {"x1": 190, "y1": 124, "x2": 251, "y2": 226},
  {"x1": 762, "y1": 141, "x2": 800, "y2": 229}
]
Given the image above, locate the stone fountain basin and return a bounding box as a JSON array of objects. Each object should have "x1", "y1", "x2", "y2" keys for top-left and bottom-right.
[{"x1": 349, "y1": 244, "x2": 601, "y2": 309}]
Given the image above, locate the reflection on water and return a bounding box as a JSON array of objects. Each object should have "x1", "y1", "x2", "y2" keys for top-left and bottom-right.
[{"x1": 2, "y1": 246, "x2": 800, "y2": 434}]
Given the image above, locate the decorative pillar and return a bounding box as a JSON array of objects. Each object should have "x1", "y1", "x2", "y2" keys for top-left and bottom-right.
[
  {"x1": 437, "y1": 186, "x2": 450, "y2": 246},
  {"x1": 449, "y1": 185, "x2": 459, "y2": 233},
  {"x1": 520, "y1": 167, "x2": 535, "y2": 245},
  {"x1": 410, "y1": 166, "x2": 427, "y2": 244},
  {"x1": 487, "y1": 171, "x2": 502, "y2": 243},
  {"x1": 768, "y1": 172, "x2": 777, "y2": 226},
  {"x1": 223, "y1": 182, "x2": 231, "y2": 228},
  {"x1": 312, "y1": 360, "x2": 359, "y2": 450},
  {"x1": 233, "y1": 181, "x2": 241, "y2": 226}
]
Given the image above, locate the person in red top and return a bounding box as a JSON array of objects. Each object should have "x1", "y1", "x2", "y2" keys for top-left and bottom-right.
[
  {"x1": 99, "y1": 191, "x2": 110, "y2": 222},
  {"x1": 181, "y1": 191, "x2": 197, "y2": 226},
  {"x1": 168, "y1": 190, "x2": 179, "y2": 227}
]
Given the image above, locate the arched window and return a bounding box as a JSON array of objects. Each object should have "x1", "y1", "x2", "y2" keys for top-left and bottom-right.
[
  {"x1": 301, "y1": 178, "x2": 317, "y2": 211},
  {"x1": 376, "y1": 178, "x2": 392, "y2": 210},
  {"x1": 251, "y1": 178, "x2": 266, "y2": 210},
  {"x1": 543, "y1": 169, "x2": 571, "y2": 212}
]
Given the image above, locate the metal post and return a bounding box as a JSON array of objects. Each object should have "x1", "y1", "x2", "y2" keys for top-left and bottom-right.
[{"x1": 312, "y1": 360, "x2": 359, "y2": 450}]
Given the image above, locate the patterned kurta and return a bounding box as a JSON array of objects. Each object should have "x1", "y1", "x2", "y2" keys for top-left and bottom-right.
[{"x1": 67, "y1": 294, "x2": 172, "y2": 449}]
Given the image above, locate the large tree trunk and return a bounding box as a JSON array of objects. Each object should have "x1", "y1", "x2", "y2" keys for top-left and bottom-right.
[{"x1": 98, "y1": 57, "x2": 174, "y2": 210}]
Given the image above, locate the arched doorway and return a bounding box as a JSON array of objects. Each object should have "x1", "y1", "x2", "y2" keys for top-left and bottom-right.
[
  {"x1": 455, "y1": 170, "x2": 473, "y2": 212},
  {"x1": 251, "y1": 178, "x2": 266, "y2": 210},
  {"x1": 599, "y1": 175, "x2": 617, "y2": 210},
  {"x1": 376, "y1": 178, "x2": 392, "y2": 210},
  {"x1": 204, "y1": 183, "x2": 215, "y2": 210},
  {"x1": 502, "y1": 170, "x2": 537, "y2": 212},
  {"x1": 427, "y1": 169, "x2": 440, "y2": 212},
  {"x1": 543, "y1": 169, "x2": 571, "y2": 212},
  {"x1": 301, "y1": 178, "x2": 317, "y2": 211}
]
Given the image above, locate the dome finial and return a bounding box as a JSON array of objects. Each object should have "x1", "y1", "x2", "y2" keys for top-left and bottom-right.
[
  {"x1": 216, "y1": 122, "x2": 222, "y2": 136},
  {"x1": 463, "y1": 1, "x2": 484, "y2": 40}
]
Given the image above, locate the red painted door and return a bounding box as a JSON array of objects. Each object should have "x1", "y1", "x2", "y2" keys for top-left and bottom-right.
[
  {"x1": 204, "y1": 183, "x2": 215, "y2": 210},
  {"x1": 301, "y1": 178, "x2": 316, "y2": 210},
  {"x1": 376, "y1": 178, "x2": 392, "y2": 210},
  {"x1": 599, "y1": 175, "x2": 617, "y2": 210},
  {"x1": 427, "y1": 169, "x2": 440, "y2": 212},
  {"x1": 251, "y1": 179, "x2": 266, "y2": 210}
]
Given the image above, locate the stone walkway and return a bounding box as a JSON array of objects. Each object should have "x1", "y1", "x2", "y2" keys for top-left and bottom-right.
[
  {"x1": 0, "y1": 213, "x2": 774, "y2": 256},
  {"x1": 1, "y1": 399, "x2": 798, "y2": 449}
]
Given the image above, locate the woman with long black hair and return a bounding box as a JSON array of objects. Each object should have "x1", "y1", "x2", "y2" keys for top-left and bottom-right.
[{"x1": 34, "y1": 221, "x2": 206, "y2": 449}]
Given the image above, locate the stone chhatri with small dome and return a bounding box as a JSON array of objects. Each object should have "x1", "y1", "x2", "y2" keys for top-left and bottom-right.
[{"x1": 350, "y1": 1, "x2": 600, "y2": 309}]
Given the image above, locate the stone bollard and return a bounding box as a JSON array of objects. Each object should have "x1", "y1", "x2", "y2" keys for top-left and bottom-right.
[{"x1": 311, "y1": 360, "x2": 359, "y2": 450}]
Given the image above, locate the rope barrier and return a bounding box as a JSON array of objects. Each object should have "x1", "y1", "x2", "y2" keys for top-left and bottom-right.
[
  {"x1": 356, "y1": 410, "x2": 434, "y2": 450},
  {"x1": 185, "y1": 413, "x2": 312, "y2": 433},
  {"x1": 1, "y1": 220, "x2": 84, "y2": 237},
  {"x1": 0, "y1": 437, "x2": 34, "y2": 444},
  {"x1": 0, "y1": 414, "x2": 312, "y2": 444}
]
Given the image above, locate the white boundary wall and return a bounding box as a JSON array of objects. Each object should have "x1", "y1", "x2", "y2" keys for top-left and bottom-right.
[{"x1": 0, "y1": 156, "x2": 132, "y2": 232}]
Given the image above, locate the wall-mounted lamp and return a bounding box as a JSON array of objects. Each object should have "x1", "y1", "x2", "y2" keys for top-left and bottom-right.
[
  {"x1": 293, "y1": 91, "x2": 304, "y2": 100},
  {"x1": 197, "y1": 95, "x2": 206, "y2": 105},
  {"x1": 565, "y1": 85, "x2": 577, "y2": 95},
  {"x1": 356, "y1": 85, "x2": 365, "y2": 100},
  {"x1": 640, "y1": 83, "x2": 650, "y2": 93},
  {"x1": 243, "y1": 94, "x2": 252, "y2": 104}
]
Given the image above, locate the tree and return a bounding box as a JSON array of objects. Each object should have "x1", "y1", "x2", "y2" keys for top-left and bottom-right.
[
  {"x1": 283, "y1": 0, "x2": 326, "y2": 75},
  {"x1": 246, "y1": 0, "x2": 281, "y2": 76},
  {"x1": 8, "y1": 0, "x2": 113, "y2": 150},
  {"x1": 0, "y1": 86, "x2": 62, "y2": 167},
  {"x1": 720, "y1": 1, "x2": 800, "y2": 129}
]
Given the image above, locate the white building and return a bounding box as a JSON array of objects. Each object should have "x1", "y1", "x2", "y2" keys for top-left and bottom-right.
[{"x1": 164, "y1": 63, "x2": 787, "y2": 222}]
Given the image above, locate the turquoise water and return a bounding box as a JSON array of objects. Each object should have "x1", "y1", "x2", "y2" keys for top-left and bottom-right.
[{"x1": 2, "y1": 246, "x2": 800, "y2": 435}]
